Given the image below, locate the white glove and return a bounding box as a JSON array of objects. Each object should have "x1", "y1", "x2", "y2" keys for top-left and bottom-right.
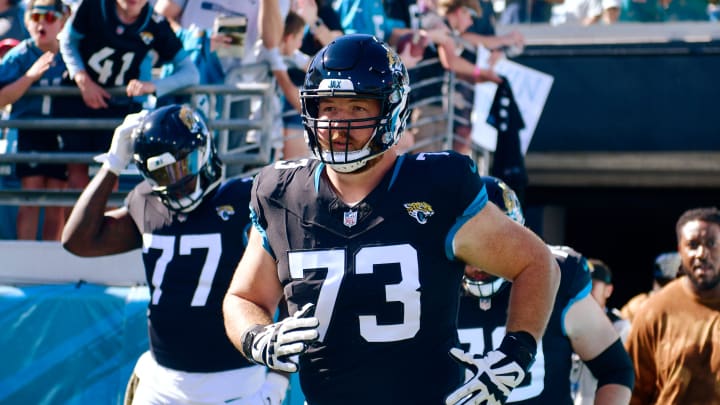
[
  {"x1": 94, "y1": 110, "x2": 148, "y2": 175},
  {"x1": 446, "y1": 332, "x2": 536, "y2": 405},
  {"x1": 241, "y1": 303, "x2": 319, "y2": 373},
  {"x1": 255, "y1": 372, "x2": 290, "y2": 405}
]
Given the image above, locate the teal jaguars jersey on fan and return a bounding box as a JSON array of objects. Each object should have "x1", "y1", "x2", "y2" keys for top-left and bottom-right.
[
  {"x1": 67, "y1": 0, "x2": 183, "y2": 87},
  {"x1": 457, "y1": 245, "x2": 592, "y2": 404},
  {"x1": 251, "y1": 152, "x2": 488, "y2": 405},
  {"x1": 125, "y1": 177, "x2": 254, "y2": 372}
]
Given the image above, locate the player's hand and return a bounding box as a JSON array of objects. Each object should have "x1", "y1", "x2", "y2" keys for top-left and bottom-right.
[
  {"x1": 241, "y1": 303, "x2": 319, "y2": 373},
  {"x1": 445, "y1": 333, "x2": 536, "y2": 405},
  {"x1": 93, "y1": 110, "x2": 148, "y2": 175}
]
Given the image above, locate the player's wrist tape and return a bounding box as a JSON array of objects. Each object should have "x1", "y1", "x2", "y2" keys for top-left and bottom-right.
[
  {"x1": 500, "y1": 331, "x2": 537, "y2": 371},
  {"x1": 240, "y1": 324, "x2": 267, "y2": 364}
]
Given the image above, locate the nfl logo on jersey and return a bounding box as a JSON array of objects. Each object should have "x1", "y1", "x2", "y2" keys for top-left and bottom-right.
[{"x1": 343, "y1": 210, "x2": 357, "y2": 228}]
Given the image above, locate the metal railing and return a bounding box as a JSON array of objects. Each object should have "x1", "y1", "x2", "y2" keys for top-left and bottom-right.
[{"x1": 0, "y1": 58, "x2": 462, "y2": 207}]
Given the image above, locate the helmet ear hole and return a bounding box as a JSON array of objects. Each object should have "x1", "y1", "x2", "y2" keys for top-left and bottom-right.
[{"x1": 133, "y1": 104, "x2": 222, "y2": 212}]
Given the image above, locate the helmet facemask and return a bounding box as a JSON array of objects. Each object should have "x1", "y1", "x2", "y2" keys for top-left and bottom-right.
[
  {"x1": 303, "y1": 95, "x2": 402, "y2": 173},
  {"x1": 463, "y1": 265, "x2": 509, "y2": 300},
  {"x1": 144, "y1": 143, "x2": 221, "y2": 212}
]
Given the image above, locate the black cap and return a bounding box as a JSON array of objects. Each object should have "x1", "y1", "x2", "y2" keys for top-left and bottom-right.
[
  {"x1": 588, "y1": 259, "x2": 612, "y2": 284},
  {"x1": 653, "y1": 252, "x2": 680, "y2": 280}
]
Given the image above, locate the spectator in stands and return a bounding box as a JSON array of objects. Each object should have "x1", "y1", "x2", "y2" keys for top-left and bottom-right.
[
  {"x1": 298, "y1": 0, "x2": 343, "y2": 57},
  {"x1": 500, "y1": 0, "x2": 559, "y2": 23},
  {"x1": 436, "y1": 0, "x2": 510, "y2": 155},
  {"x1": 57, "y1": 0, "x2": 198, "y2": 194},
  {"x1": 0, "y1": 37, "x2": 19, "y2": 58},
  {"x1": 279, "y1": 10, "x2": 311, "y2": 160},
  {"x1": 551, "y1": 0, "x2": 622, "y2": 25},
  {"x1": 620, "y1": 251, "x2": 680, "y2": 323},
  {"x1": 551, "y1": 0, "x2": 605, "y2": 24},
  {"x1": 571, "y1": 258, "x2": 632, "y2": 405},
  {"x1": 587, "y1": 259, "x2": 632, "y2": 340},
  {"x1": 0, "y1": 0, "x2": 71, "y2": 240},
  {"x1": 602, "y1": 0, "x2": 622, "y2": 23},
  {"x1": 618, "y1": 0, "x2": 707, "y2": 22},
  {"x1": 61, "y1": 104, "x2": 290, "y2": 405},
  {"x1": 388, "y1": 0, "x2": 503, "y2": 153},
  {"x1": 618, "y1": 0, "x2": 665, "y2": 22},
  {"x1": 0, "y1": 0, "x2": 29, "y2": 42},
  {"x1": 458, "y1": 176, "x2": 634, "y2": 404},
  {"x1": 625, "y1": 207, "x2": 720, "y2": 404},
  {"x1": 710, "y1": 2, "x2": 720, "y2": 21},
  {"x1": 333, "y1": 0, "x2": 409, "y2": 45},
  {"x1": 153, "y1": 0, "x2": 289, "y2": 69},
  {"x1": 153, "y1": 0, "x2": 277, "y2": 90},
  {"x1": 153, "y1": 0, "x2": 300, "y2": 175}
]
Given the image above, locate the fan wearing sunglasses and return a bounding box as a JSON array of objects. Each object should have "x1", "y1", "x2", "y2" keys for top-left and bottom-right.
[{"x1": 0, "y1": 0, "x2": 70, "y2": 241}]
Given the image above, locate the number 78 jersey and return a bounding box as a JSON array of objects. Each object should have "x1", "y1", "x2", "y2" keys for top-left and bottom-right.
[
  {"x1": 251, "y1": 153, "x2": 488, "y2": 405},
  {"x1": 457, "y1": 245, "x2": 593, "y2": 404}
]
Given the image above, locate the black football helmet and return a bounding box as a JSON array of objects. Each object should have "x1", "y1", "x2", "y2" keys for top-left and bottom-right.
[
  {"x1": 301, "y1": 34, "x2": 411, "y2": 173},
  {"x1": 132, "y1": 104, "x2": 222, "y2": 212},
  {"x1": 462, "y1": 176, "x2": 525, "y2": 298}
]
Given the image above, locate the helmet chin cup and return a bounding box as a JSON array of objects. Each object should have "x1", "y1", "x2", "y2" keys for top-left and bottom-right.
[{"x1": 163, "y1": 176, "x2": 221, "y2": 213}]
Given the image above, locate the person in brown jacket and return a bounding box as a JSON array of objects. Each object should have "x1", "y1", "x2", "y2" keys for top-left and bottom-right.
[{"x1": 625, "y1": 207, "x2": 720, "y2": 404}]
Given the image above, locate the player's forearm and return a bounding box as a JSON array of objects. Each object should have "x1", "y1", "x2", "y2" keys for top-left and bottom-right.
[
  {"x1": 506, "y1": 255, "x2": 560, "y2": 341},
  {"x1": 223, "y1": 293, "x2": 275, "y2": 352},
  {"x1": 61, "y1": 167, "x2": 117, "y2": 255}
]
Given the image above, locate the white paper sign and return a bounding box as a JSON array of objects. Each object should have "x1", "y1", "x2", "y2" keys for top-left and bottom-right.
[{"x1": 471, "y1": 48, "x2": 554, "y2": 154}]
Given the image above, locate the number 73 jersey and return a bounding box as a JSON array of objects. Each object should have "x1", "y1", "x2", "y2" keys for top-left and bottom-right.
[{"x1": 252, "y1": 153, "x2": 488, "y2": 405}]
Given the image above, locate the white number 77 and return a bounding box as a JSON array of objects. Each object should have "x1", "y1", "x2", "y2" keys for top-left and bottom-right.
[{"x1": 143, "y1": 233, "x2": 222, "y2": 307}]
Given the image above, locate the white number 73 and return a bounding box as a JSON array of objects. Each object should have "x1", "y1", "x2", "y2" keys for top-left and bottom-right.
[{"x1": 288, "y1": 244, "x2": 421, "y2": 342}]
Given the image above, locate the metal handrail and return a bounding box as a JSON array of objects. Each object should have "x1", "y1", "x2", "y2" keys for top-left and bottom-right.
[{"x1": 0, "y1": 59, "x2": 458, "y2": 206}]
